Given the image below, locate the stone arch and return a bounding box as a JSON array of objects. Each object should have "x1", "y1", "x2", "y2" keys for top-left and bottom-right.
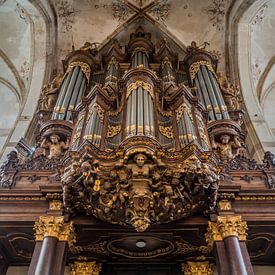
[
  {"x1": 227, "y1": 0, "x2": 275, "y2": 161},
  {"x1": 0, "y1": 0, "x2": 57, "y2": 162}
]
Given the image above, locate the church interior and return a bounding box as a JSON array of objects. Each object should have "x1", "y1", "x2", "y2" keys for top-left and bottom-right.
[{"x1": 1, "y1": 0, "x2": 275, "y2": 274}]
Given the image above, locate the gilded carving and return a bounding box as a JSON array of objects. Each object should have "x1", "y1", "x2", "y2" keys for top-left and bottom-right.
[
  {"x1": 189, "y1": 60, "x2": 216, "y2": 82},
  {"x1": 174, "y1": 240, "x2": 209, "y2": 255},
  {"x1": 94, "y1": 104, "x2": 105, "y2": 122},
  {"x1": 217, "y1": 215, "x2": 247, "y2": 240},
  {"x1": 67, "y1": 61, "x2": 91, "y2": 80},
  {"x1": 49, "y1": 200, "x2": 63, "y2": 210},
  {"x1": 126, "y1": 80, "x2": 154, "y2": 99},
  {"x1": 206, "y1": 215, "x2": 247, "y2": 248},
  {"x1": 39, "y1": 74, "x2": 63, "y2": 111},
  {"x1": 107, "y1": 125, "x2": 121, "y2": 138},
  {"x1": 182, "y1": 261, "x2": 214, "y2": 275},
  {"x1": 176, "y1": 103, "x2": 187, "y2": 121},
  {"x1": 159, "y1": 125, "x2": 173, "y2": 139},
  {"x1": 211, "y1": 134, "x2": 243, "y2": 162},
  {"x1": 40, "y1": 134, "x2": 70, "y2": 159},
  {"x1": 131, "y1": 47, "x2": 149, "y2": 57},
  {"x1": 218, "y1": 73, "x2": 242, "y2": 111},
  {"x1": 70, "y1": 261, "x2": 101, "y2": 275},
  {"x1": 62, "y1": 153, "x2": 219, "y2": 232},
  {"x1": 218, "y1": 199, "x2": 232, "y2": 210},
  {"x1": 34, "y1": 216, "x2": 76, "y2": 247}
]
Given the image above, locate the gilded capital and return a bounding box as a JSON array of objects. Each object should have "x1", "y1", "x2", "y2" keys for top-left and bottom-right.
[
  {"x1": 217, "y1": 215, "x2": 247, "y2": 240},
  {"x1": 182, "y1": 261, "x2": 214, "y2": 275},
  {"x1": 205, "y1": 221, "x2": 222, "y2": 248},
  {"x1": 205, "y1": 215, "x2": 247, "y2": 248},
  {"x1": 34, "y1": 216, "x2": 76, "y2": 247},
  {"x1": 70, "y1": 261, "x2": 102, "y2": 275}
]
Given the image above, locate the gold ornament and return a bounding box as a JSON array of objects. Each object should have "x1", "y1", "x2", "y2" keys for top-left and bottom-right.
[
  {"x1": 70, "y1": 261, "x2": 102, "y2": 275},
  {"x1": 218, "y1": 199, "x2": 232, "y2": 210},
  {"x1": 49, "y1": 200, "x2": 63, "y2": 210},
  {"x1": 217, "y1": 215, "x2": 247, "y2": 240},
  {"x1": 94, "y1": 104, "x2": 105, "y2": 122},
  {"x1": 107, "y1": 125, "x2": 121, "y2": 138},
  {"x1": 93, "y1": 179, "x2": 101, "y2": 192},
  {"x1": 205, "y1": 215, "x2": 247, "y2": 249},
  {"x1": 131, "y1": 47, "x2": 149, "y2": 57},
  {"x1": 189, "y1": 60, "x2": 216, "y2": 82},
  {"x1": 67, "y1": 61, "x2": 91, "y2": 81},
  {"x1": 126, "y1": 80, "x2": 154, "y2": 99},
  {"x1": 34, "y1": 216, "x2": 76, "y2": 248},
  {"x1": 159, "y1": 125, "x2": 174, "y2": 139},
  {"x1": 182, "y1": 261, "x2": 214, "y2": 275}
]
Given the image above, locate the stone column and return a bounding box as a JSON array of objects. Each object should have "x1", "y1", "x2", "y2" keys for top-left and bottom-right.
[
  {"x1": 70, "y1": 261, "x2": 102, "y2": 275},
  {"x1": 182, "y1": 261, "x2": 214, "y2": 275},
  {"x1": 28, "y1": 216, "x2": 76, "y2": 275},
  {"x1": 206, "y1": 215, "x2": 253, "y2": 275}
]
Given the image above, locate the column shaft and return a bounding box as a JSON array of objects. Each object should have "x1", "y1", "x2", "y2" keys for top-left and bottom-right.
[
  {"x1": 214, "y1": 241, "x2": 231, "y2": 275},
  {"x1": 240, "y1": 242, "x2": 254, "y2": 275},
  {"x1": 224, "y1": 236, "x2": 247, "y2": 275},
  {"x1": 28, "y1": 242, "x2": 42, "y2": 275},
  {"x1": 34, "y1": 236, "x2": 58, "y2": 275}
]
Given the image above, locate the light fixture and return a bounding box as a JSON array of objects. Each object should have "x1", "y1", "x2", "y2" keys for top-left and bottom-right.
[{"x1": 136, "y1": 240, "x2": 146, "y2": 248}]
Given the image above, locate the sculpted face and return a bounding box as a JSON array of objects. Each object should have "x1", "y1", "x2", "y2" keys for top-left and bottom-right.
[
  {"x1": 221, "y1": 135, "x2": 230, "y2": 144},
  {"x1": 50, "y1": 135, "x2": 59, "y2": 144},
  {"x1": 135, "y1": 154, "x2": 146, "y2": 167}
]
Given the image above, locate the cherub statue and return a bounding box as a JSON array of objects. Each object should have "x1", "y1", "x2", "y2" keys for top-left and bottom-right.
[
  {"x1": 40, "y1": 75, "x2": 62, "y2": 111},
  {"x1": 41, "y1": 134, "x2": 69, "y2": 159},
  {"x1": 211, "y1": 134, "x2": 242, "y2": 162}
]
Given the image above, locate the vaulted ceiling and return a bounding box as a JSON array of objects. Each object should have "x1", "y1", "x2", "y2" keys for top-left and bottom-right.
[{"x1": 0, "y1": 0, "x2": 274, "y2": 161}]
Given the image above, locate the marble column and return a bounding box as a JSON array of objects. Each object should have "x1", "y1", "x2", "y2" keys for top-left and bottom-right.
[
  {"x1": 28, "y1": 216, "x2": 76, "y2": 275},
  {"x1": 206, "y1": 215, "x2": 253, "y2": 275},
  {"x1": 70, "y1": 261, "x2": 102, "y2": 275},
  {"x1": 182, "y1": 261, "x2": 214, "y2": 275}
]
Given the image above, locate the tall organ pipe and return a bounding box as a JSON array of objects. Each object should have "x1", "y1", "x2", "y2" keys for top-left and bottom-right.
[
  {"x1": 52, "y1": 63, "x2": 90, "y2": 121},
  {"x1": 131, "y1": 47, "x2": 149, "y2": 68},
  {"x1": 192, "y1": 63, "x2": 229, "y2": 122},
  {"x1": 125, "y1": 83, "x2": 154, "y2": 138}
]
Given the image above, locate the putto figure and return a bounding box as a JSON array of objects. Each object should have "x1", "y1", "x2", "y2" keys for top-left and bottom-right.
[
  {"x1": 41, "y1": 134, "x2": 69, "y2": 159},
  {"x1": 211, "y1": 134, "x2": 242, "y2": 162}
]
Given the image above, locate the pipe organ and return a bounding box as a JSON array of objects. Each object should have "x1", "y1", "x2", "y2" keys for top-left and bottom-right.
[{"x1": 4, "y1": 26, "x2": 269, "y2": 275}]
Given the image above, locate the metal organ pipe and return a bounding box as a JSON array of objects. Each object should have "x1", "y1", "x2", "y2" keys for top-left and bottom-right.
[
  {"x1": 192, "y1": 63, "x2": 229, "y2": 122},
  {"x1": 52, "y1": 63, "x2": 90, "y2": 121}
]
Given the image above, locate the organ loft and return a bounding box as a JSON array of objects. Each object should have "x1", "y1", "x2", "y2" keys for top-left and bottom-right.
[{"x1": 1, "y1": 25, "x2": 275, "y2": 275}]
